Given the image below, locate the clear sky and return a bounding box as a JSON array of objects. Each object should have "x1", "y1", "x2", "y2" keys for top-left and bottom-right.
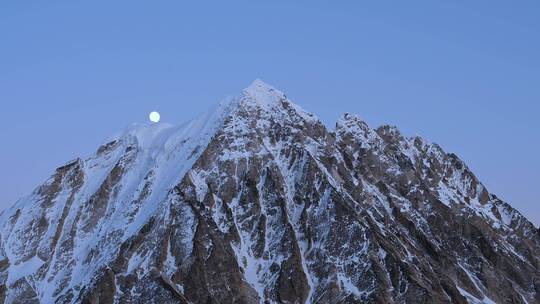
[{"x1": 1, "y1": 1, "x2": 539, "y2": 225}]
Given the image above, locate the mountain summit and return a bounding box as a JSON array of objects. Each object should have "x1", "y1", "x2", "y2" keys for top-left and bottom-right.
[{"x1": 0, "y1": 81, "x2": 538, "y2": 303}]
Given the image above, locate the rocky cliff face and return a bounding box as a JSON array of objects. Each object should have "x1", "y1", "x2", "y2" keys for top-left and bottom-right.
[{"x1": 0, "y1": 80, "x2": 538, "y2": 304}]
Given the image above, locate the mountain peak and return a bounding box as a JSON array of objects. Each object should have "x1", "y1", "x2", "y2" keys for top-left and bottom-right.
[
  {"x1": 240, "y1": 79, "x2": 319, "y2": 124},
  {"x1": 244, "y1": 78, "x2": 279, "y2": 93},
  {"x1": 242, "y1": 79, "x2": 286, "y2": 109},
  {"x1": 2, "y1": 80, "x2": 538, "y2": 304}
]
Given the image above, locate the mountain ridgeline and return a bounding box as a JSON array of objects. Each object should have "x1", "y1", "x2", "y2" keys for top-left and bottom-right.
[{"x1": 0, "y1": 80, "x2": 538, "y2": 303}]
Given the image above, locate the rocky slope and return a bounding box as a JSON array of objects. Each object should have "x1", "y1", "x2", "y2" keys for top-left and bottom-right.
[{"x1": 0, "y1": 80, "x2": 538, "y2": 304}]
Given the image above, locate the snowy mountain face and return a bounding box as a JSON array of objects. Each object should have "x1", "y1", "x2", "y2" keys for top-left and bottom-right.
[{"x1": 0, "y1": 80, "x2": 539, "y2": 304}]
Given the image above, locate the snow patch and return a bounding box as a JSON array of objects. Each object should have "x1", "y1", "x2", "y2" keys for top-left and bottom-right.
[{"x1": 7, "y1": 255, "x2": 45, "y2": 285}]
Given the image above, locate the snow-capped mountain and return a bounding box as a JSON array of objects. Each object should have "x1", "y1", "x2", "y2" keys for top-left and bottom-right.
[{"x1": 0, "y1": 80, "x2": 538, "y2": 304}]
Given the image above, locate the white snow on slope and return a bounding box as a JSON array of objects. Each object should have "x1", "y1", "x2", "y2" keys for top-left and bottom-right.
[
  {"x1": 0, "y1": 91, "x2": 244, "y2": 303},
  {"x1": 0, "y1": 79, "x2": 536, "y2": 303}
]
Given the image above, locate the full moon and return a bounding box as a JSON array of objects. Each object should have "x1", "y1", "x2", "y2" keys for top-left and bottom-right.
[{"x1": 149, "y1": 111, "x2": 160, "y2": 123}]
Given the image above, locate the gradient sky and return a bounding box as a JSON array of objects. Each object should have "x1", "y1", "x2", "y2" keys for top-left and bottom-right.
[{"x1": 0, "y1": 1, "x2": 539, "y2": 225}]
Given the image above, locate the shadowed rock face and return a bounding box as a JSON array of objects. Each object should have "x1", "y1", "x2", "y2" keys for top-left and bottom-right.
[{"x1": 0, "y1": 80, "x2": 538, "y2": 304}]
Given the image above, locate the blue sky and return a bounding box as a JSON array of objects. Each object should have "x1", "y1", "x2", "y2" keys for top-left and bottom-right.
[{"x1": 0, "y1": 1, "x2": 539, "y2": 225}]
